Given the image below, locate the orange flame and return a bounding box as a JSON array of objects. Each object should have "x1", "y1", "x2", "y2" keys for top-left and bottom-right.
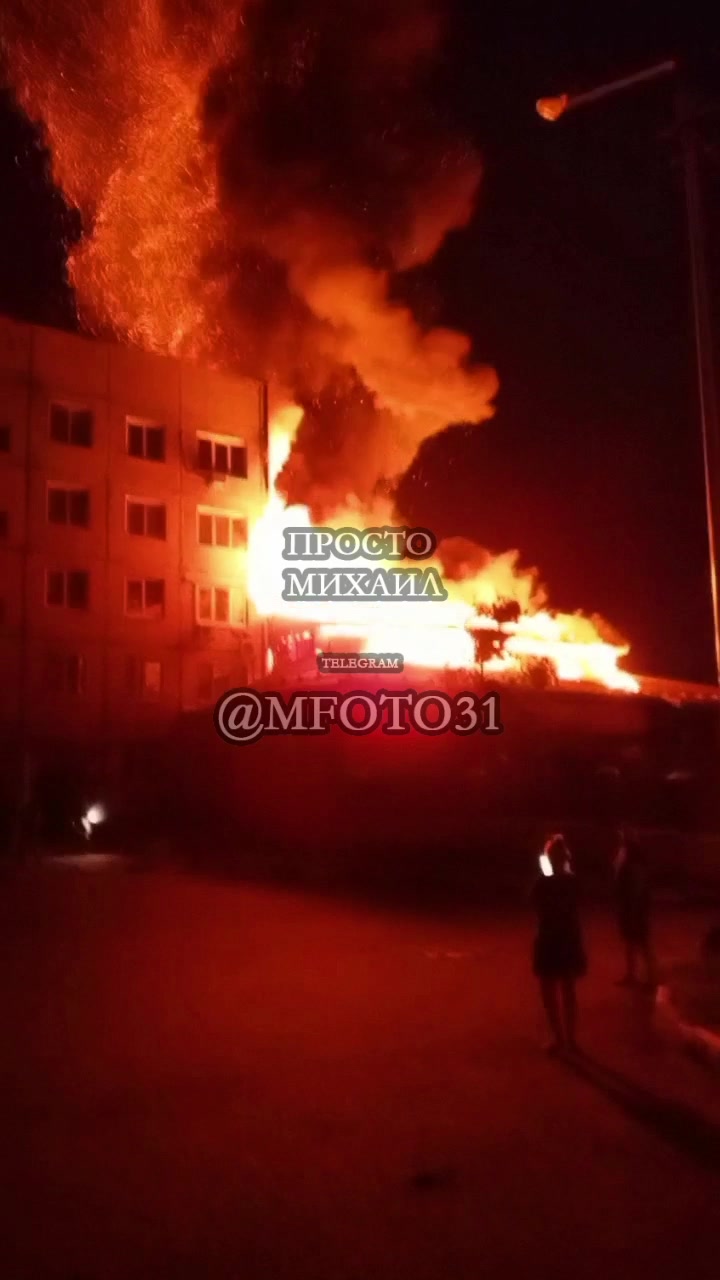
[
  {"x1": 250, "y1": 411, "x2": 639, "y2": 693},
  {"x1": 1, "y1": 5, "x2": 639, "y2": 693}
]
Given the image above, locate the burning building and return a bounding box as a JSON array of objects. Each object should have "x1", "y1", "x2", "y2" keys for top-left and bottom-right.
[
  {"x1": 0, "y1": 312, "x2": 268, "y2": 745},
  {"x1": 2, "y1": 1, "x2": 720, "y2": 863},
  {"x1": 0, "y1": 0, "x2": 672, "y2": 711}
]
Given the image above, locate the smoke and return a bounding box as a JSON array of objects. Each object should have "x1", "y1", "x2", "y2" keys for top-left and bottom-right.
[{"x1": 1, "y1": 0, "x2": 497, "y2": 512}]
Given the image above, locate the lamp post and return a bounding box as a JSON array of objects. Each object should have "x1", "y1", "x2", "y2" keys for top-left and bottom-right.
[{"x1": 537, "y1": 61, "x2": 720, "y2": 684}]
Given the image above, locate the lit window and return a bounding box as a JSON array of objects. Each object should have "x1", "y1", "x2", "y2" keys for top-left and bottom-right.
[
  {"x1": 125, "y1": 578, "x2": 165, "y2": 618},
  {"x1": 196, "y1": 433, "x2": 247, "y2": 478},
  {"x1": 198, "y1": 512, "x2": 213, "y2": 545},
  {"x1": 126, "y1": 499, "x2": 167, "y2": 540},
  {"x1": 49, "y1": 404, "x2": 94, "y2": 448},
  {"x1": 197, "y1": 507, "x2": 247, "y2": 548},
  {"x1": 47, "y1": 486, "x2": 90, "y2": 528},
  {"x1": 45, "y1": 569, "x2": 90, "y2": 610},
  {"x1": 215, "y1": 588, "x2": 230, "y2": 624},
  {"x1": 127, "y1": 419, "x2": 166, "y2": 462},
  {"x1": 196, "y1": 584, "x2": 234, "y2": 625}
]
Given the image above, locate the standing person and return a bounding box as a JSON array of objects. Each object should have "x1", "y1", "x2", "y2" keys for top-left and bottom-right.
[
  {"x1": 613, "y1": 828, "x2": 658, "y2": 987},
  {"x1": 531, "y1": 834, "x2": 587, "y2": 1053}
]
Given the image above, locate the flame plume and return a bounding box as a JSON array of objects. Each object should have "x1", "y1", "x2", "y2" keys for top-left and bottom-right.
[
  {"x1": 1, "y1": 0, "x2": 497, "y2": 487},
  {"x1": 0, "y1": 0, "x2": 639, "y2": 691}
]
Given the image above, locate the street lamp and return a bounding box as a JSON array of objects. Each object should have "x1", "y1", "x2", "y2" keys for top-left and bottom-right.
[{"x1": 537, "y1": 61, "x2": 720, "y2": 685}]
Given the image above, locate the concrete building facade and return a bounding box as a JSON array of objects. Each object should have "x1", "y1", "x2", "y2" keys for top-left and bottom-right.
[{"x1": 0, "y1": 315, "x2": 268, "y2": 746}]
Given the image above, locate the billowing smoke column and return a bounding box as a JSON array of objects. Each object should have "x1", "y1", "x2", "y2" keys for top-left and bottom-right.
[{"x1": 1, "y1": 0, "x2": 498, "y2": 514}]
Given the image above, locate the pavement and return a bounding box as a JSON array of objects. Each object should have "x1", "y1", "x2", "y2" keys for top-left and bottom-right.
[{"x1": 2, "y1": 860, "x2": 720, "y2": 1279}]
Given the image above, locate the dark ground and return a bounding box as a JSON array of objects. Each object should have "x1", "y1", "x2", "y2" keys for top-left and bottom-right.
[{"x1": 2, "y1": 859, "x2": 720, "y2": 1279}]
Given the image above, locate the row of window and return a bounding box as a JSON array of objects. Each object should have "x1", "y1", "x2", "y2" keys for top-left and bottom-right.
[
  {"x1": 43, "y1": 653, "x2": 233, "y2": 701},
  {"x1": 0, "y1": 492, "x2": 248, "y2": 546},
  {"x1": 44, "y1": 654, "x2": 161, "y2": 697},
  {"x1": 43, "y1": 572, "x2": 241, "y2": 625},
  {"x1": 41, "y1": 406, "x2": 249, "y2": 476}
]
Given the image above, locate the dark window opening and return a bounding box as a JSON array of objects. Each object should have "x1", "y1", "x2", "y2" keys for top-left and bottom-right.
[
  {"x1": 198, "y1": 512, "x2": 213, "y2": 545},
  {"x1": 127, "y1": 423, "x2": 145, "y2": 458},
  {"x1": 50, "y1": 404, "x2": 94, "y2": 448},
  {"x1": 197, "y1": 437, "x2": 213, "y2": 470},
  {"x1": 127, "y1": 500, "x2": 166, "y2": 540},
  {"x1": 126, "y1": 579, "x2": 166, "y2": 617},
  {"x1": 127, "y1": 421, "x2": 166, "y2": 461},
  {"x1": 44, "y1": 653, "x2": 86, "y2": 695},
  {"x1": 146, "y1": 427, "x2": 165, "y2": 461},
  {"x1": 67, "y1": 571, "x2": 90, "y2": 610},
  {"x1": 48, "y1": 488, "x2": 90, "y2": 527},
  {"x1": 45, "y1": 570, "x2": 89, "y2": 609},
  {"x1": 146, "y1": 504, "x2": 167, "y2": 540},
  {"x1": 196, "y1": 436, "x2": 247, "y2": 477},
  {"x1": 145, "y1": 579, "x2": 165, "y2": 612},
  {"x1": 230, "y1": 445, "x2": 247, "y2": 478}
]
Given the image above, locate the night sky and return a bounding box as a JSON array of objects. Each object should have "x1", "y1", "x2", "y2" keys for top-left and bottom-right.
[{"x1": 1, "y1": 2, "x2": 719, "y2": 682}]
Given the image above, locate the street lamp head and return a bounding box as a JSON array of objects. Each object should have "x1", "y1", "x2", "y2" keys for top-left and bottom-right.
[{"x1": 536, "y1": 94, "x2": 569, "y2": 122}]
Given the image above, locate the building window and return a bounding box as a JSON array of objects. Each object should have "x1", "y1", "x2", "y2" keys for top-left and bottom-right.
[
  {"x1": 125, "y1": 656, "x2": 163, "y2": 698},
  {"x1": 196, "y1": 433, "x2": 247, "y2": 478},
  {"x1": 127, "y1": 419, "x2": 166, "y2": 462},
  {"x1": 197, "y1": 507, "x2": 248, "y2": 548},
  {"x1": 49, "y1": 403, "x2": 94, "y2": 448},
  {"x1": 0, "y1": 511, "x2": 8, "y2": 538},
  {"x1": 195, "y1": 662, "x2": 232, "y2": 703},
  {"x1": 0, "y1": 424, "x2": 10, "y2": 452},
  {"x1": 44, "y1": 653, "x2": 86, "y2": 695},
  {"x1": 126, "y1": 498, "x2": 167, "y2": 540},
  {"x1": 46, "y1": 569, "x2": 90, "y2": 610},
  {"x1": 196, "y1": 584, "x2": 234, "y2": 625},
  {"x1": 47, "y1": 486, "x2": 91, "y2": 528},
  {"x1": 125, "y1": 578, "x2": 165, "y2": 619}
]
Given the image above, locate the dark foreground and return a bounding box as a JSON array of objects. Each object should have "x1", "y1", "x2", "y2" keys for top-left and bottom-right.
[{"x1": 2, "y1": 860, "x2": 720, "y2": 1279}]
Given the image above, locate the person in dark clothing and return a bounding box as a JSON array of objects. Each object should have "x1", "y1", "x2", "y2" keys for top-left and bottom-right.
[
  {"x1": 613, "y1": 829, "x2": 658, "y2": 987},
  {"x1": 531, "y1": 834, "x2": 587, "y2": 1053}
]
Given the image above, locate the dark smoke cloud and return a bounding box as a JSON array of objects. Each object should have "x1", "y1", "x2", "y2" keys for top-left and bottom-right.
[{"x1": 201, "y1": 0, "x2": 498, "y2": 510}]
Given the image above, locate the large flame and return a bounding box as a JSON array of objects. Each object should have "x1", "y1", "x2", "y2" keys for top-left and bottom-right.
[
  {"x1": 250, "y1": 410, "x2": 639, "y2": 692},
  {"x1": 1, "y1": 2, "x2": 639, "y2": 693}
]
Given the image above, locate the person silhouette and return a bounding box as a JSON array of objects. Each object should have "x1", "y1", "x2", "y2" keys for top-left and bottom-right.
[
  {"x1": 613, "y1": 828, "x2": 658, "y2": 987},
  {"x1": 531, "y1": 834, "x2": 587, "y2": 1053}
]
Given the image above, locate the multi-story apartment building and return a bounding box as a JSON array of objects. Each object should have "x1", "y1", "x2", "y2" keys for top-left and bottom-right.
[{"x1": 0, "y1": 314, "x2": 268, "y2": 748}]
